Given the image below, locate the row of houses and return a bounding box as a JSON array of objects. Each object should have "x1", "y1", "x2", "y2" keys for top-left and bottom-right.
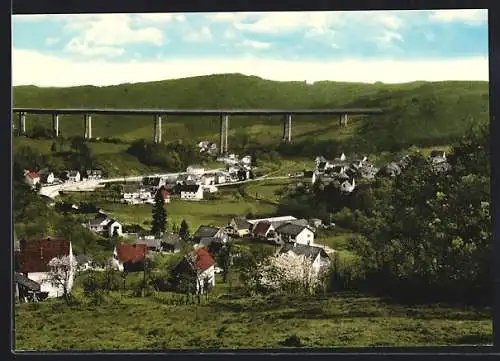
[
  {"x1": 312, "y1": 150, "x2": 451, "y2": 192},
  {"x1": 24, "y1": 169, "x2": 103, "y2": 188}
]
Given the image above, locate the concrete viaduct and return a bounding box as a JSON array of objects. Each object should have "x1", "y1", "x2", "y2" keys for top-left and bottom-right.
[{"x1": 12, "y1": 108, "x2": 383, "y2": 154}]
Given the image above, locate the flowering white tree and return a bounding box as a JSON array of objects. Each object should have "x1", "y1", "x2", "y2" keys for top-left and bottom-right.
[
  {"x1": 46, "y1": 255, "x2": 77, "y2": 303},
  {"x1": 259, "y1": 251, "x2": 326, "y2": 295}
]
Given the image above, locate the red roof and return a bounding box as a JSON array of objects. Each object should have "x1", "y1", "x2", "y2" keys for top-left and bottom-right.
[
  {"x1": 18, "y1": 237, "x2": 70, "y2": 273},
  {"x1": 252, "y1": 221, "x2": 272, "y2": 237},
  {"x1": 192, "y1": 247, "x2": 215, "y2": 272},
  {"x1": 117, "y1": 243, "x2": 147, "y2": 263},
  {"x1": 26, "y1": 171, "x2": 40, "y2": 179}
]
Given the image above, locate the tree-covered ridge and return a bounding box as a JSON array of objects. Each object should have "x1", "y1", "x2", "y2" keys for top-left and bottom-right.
[{"x1": 13, "y1": 74, "x2": 489, "y2": 153}]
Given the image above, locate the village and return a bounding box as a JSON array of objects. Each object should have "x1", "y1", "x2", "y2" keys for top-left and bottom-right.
[{"x1": 14, "y1": 145, "x2": 452, "y2": 303}]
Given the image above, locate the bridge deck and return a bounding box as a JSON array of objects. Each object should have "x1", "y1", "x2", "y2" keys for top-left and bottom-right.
[{"x1": 13, "y1": 108, "x2": 383, "y2": 116}]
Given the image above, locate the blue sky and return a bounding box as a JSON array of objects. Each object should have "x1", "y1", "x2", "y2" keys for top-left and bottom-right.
[{"x1": 12, "y1": 10, "x2": 489, "y2": 86}]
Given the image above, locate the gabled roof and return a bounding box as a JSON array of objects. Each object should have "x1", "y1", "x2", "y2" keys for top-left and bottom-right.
[
  {"x1": 193, "y1": 225, "x2": 220, "y2": 239},
  {"x1": 252, "y1": 221, "x2": 272, "y2": 237},
  {"x1": 117, "y1": 243, "x2": 147, "y2": 264},
  {"x1": 179, "y1": 184, "x2": 201, "y2": 193},
  {"x1": 25, "y1": 171, "x2": 40, "y2": 179},
  {"x1": 18, "y1": 237, "x2": 71, "y2": 273},
  {"x1": 231, "y1": 217, "x2": 252, "y2": 230},
  {"x1": 275, "y1": 223, "x2": 311, "y2": 237},
  {"x1": 279, "y1": 243, "x2": 329, "y2": 260},
  {"x1": 199, "y1": 237, "x2": 220, "y2": 248},
  {"x1": 191, "y1": 247, "x2": 215, "y2": 272},
  {"x1": 14, "y1": 272, "x2": 41, "y2": 291},
  {"x1": 135, "y1": 238, "x2": 162, "y2": 249}
]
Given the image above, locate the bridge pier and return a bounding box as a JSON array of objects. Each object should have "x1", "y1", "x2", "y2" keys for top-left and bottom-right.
[
  {"x1": 18, "y1": 112, "x2": 26, "y2": 136},
  {"x1": 339, "y1": 113, "x2": 349, "y2": 127},
  {"x1": 52, "y1": 113, "x2": 59, "y2": 137},
  {"x1": 220, "y1": 114, "x2": 229, "y2": 155},
  {"x1": 153, "y1": 115, "x2": 163, "y2": 144},
  {"x1": 282, "y1": 114, "x2": 292, "y2": 143},
  {"x1": 84, "y1": 114, "x2": 92, "y2": 139}
]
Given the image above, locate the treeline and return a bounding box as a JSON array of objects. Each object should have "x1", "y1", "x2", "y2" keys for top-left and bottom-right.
[
  {"x1": 279, "y1": 125, "x2": 491, "y2": 305},
  {"x1": 126, "y1": 139, "x2": 205, "y2": 172}
]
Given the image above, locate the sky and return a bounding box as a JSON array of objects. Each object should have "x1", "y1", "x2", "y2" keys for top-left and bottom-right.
[{"x1": 12, "y1": 9, "x2": 489, "y2": 87}]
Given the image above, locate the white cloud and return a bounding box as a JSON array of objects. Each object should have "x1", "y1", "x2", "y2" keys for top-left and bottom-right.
[
  {"x1": 239, "y1": 39, "x2": 272, "y2": 49},
  {"x1": 185, "y1": 26, "x2": 213, "y2": 42},
  {"x1": 65, "y1": 39, "x2": 124, "y2": 58},
  {"x1": 429, "y1": 9, "x2": 487, "y2": 25},
  {"x1": 64, "y1": 14, "x2": 164, "y2": 47},
  {"x1": 12, "y1": 48, "x2": 488, "y2": 87},
  {"x1": 376, "y1": 31, "x2": 404, "y2": 45},
  {"x1": 45, "y1": 37, "x2": 60, "y2": 46}
]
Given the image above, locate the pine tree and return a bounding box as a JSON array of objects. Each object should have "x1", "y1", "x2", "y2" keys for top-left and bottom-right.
[
  {"x1": 179, "y1": 219, "x2": 190, "y2": 240},
  {"x1": 151, "y1": 191, "x2": 167, "y2": 236}
]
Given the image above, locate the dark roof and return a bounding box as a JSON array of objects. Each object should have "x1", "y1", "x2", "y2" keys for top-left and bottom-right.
[
  {"x1": 275, "y1": 223, "x2": 311, "y2": 237},
  {"x1": 430, "y1": 150, "x2": 446, "y2": 158},
  {"x1": 14, "y1": 273, "x2": 41, "y2": 292},
  {"x1": 179, "y1": 184, "x2": 201, "y2": 192},
  {"x1": 135, "y1": 238, "x2": 162, "y2": 249},
  {"x1": 18, "y1": 237, "x2": 71, "y2": 273},
  {"x1": 252, "y1": 221, "x2": 272, "y2": 237},
  {"x1": 193, "y1": 225, "x2": 220, "y2": 239},
  {"x1": 162, "y1": 232, "x2": 182, "y2": 246},
  {"x1": 122, "y1": 184, "x2": 145, "y2": 193},
  {"x1": 279, "y1": 243, "x2": 329, "y2": 260},
  {"x1": 199, "y1": 237, "x2": 220, "y2": 247},
  {"x1": 231, "y1": 217, "x2": 252, "y2": 230}
]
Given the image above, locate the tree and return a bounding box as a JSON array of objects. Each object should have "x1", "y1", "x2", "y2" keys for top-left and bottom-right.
[
  {"x1": 179, "y1": 219, "x2": 190, "y2": 240},
  {"x1": 46, "y1": 255, "x2": 77, "y2": 305},
  {"x1": 215, "y1": 243, "x2": 233, "y2": 283},
  {"x1": 151, "y1": 191, "x2": 167, "y2": 236},
  {"x1": 51, "y1": 142, "x2": 57, "y2": 153}
]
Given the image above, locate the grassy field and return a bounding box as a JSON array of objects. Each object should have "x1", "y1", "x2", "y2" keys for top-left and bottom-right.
[{"x1": 14, "y1": 285, "x2": 492, "y2": 350}]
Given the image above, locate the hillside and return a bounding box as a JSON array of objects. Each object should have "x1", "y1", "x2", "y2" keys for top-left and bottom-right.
[{"x1": 13, "y1": 74, "x2": 489, "y2": 153}]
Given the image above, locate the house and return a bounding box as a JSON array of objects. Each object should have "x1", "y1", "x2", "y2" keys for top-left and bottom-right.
[
  {"x1": 14, "y1": 272, "x2": 42, "y2": 303},
  {"x1": 38, "y1": 168, "x2": 55, "y2": 184},
  {"x1": 241, "y1": 155, "x2": 252, "y2": 165},
  {"x1": 229, "y1": 217, "x2": 252, "y2": 237},
  {"x1": 201, "y1": 174, "x2": 216, "y2": 186},
  {"x1": 193, "y1": 225, "x2": 229, "y2": 244},
  {"x1": 214, "y1": 173, "x2": 226, "y2": 184},
  {"x1": 279, "y1": 243, "x2": 331, "y2": 274},
  {"x1": 382, "y1": 162, "x2": 402, "y2": 177},
  {"x1": 111, "y1": 243, "x2": 148, "y2": 272},
  {"x1": 135, "y1": 236, "x2": 164, "y2": 253},
  {"x1": 186, "y1": 164, "x2": 205, "y2": 175},
  {"x1": 157, "y1": 186, "x2": 171, "y2": 203},
  {"x1": 66, "y1": 170, "x2": 81, "y2": 182},
  {"x1": 75, "y1": 255, "x2": 93, "y2": 272},
  {"x1": 180, "y1": 184, "x2": 204, "y2": 201},
  {"x1": 340, "y1": 178, "x2": 356, "y2": 193},
  {"x1": 86, "y1": 169, "x2": 103, "y2": 180},
  {"x1": 122, "y1": 184, "x2": 154, "y2": 204},
  {"x1": 429, "y1": 150, "x2": 447, "y2": 163},
  {"x1": 176, "y1": 174, "x2": 195, "y2": 185},
  {"x1": 24, "y1": 170, "x2": 40, "y2": 188},
  {"x1": 308, "y1": 218, "x2": 323, "y2": 229},
  {"x1": 161, "y1": 232, "x2": 183, "y2": 253},
  {"x1": 171, "y1": 246, "x2": 216, "y2": 294},
  {"x1": 16, "y1": 237, "x2": 76, "y2": 299},
  {"x1": 251, "y1": 221, "x2": 275, "y2": 239},
  {"x1": 275, "y1": 223, "x2": 315, "y2": 245},
  {"x1": 83, "y1": 213, "x2": 122, "y2": 238}
]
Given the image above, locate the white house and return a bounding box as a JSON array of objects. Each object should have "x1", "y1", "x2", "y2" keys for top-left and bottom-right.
[
  {"x1": 229, "y1": 217, "x2": 252, "y2": 237},
  {"x1": 215, "y1": 173, "x2": 226, "y2": 184},
  {"x1": 86, "y1": 169, "x2": 103, "y2": 180},
  {"x1": 186, "y1": 164, "x2": 205, "y2": 175},
  {"x1": 193, "y1": 225, "x2": 230, "y2": 244},
  {"x1": 275, "y1": 223, "x2": 315, "y2": 245},
  {"x1": 429, "y1": 150, "x2": 447, "y2": 164},
  {"x1": 24, "y1": 170, "x2": 41, "y2": 188},
  {"x1": 66, "y1": 170, "x2": 81, "y2": 182},
  {"x1": 17, "y1": 237, "x2": 76, "y2": 299},
  {"x1": 202, "y1": 185, "x2": 218, "y2": 193},
  {"x1": 340, "y1": 178, "x2": 356, "y2": 193},
  {"x1": 180, "y1": 184, "x2": 204, "y2": 201},
  {"x1": 241, "y1": 155, "x2": 252, "y2": 165},
  {"x1": 278, "y1": 242, "x2": 331, "y2": 275},
  {"x1": 201, "y1": 174, "x2": 216, "y2": 185},
  {"x1": 38, "y1": 169, "x2": 55, "y2": 184},
  {"x1": 83, "y1": 213, "x2": 123, "y2": 237},
  {"x1": 172, "y1": 246, "x2": 216, "y2": 294},
  {"x1": 122, "y1": 184, "x2": 154, "y2": 204}
]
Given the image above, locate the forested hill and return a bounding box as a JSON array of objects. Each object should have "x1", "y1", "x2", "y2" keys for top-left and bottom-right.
[{"x1": 13, "y1": 74, "x2": 489, "y2": 152}]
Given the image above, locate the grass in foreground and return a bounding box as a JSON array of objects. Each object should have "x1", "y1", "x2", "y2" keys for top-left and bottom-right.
[{"x1": 15, "y1": 289, "x2": 492, "y2": 351}]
